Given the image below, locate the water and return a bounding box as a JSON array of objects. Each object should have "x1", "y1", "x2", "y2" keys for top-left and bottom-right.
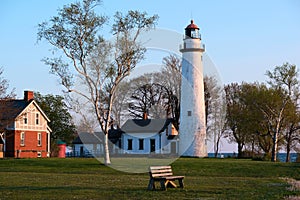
[{"x1": 208, "y1": 153, "x2": 298, "y2": 162}]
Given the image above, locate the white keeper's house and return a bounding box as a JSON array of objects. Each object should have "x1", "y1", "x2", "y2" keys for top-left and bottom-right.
[{"x1": 121, "y1": 118, "x2": 179, "y2": 155}]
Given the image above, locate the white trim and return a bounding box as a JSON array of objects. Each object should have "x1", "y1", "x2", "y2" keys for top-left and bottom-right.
[
  {"x1": 14, "y1": 128, "x2": 48, "y2": 132},
  {"x1": 47, "y1": 132, "x2": 50, "y2": 157},
  {"x1": 47, "y1": 125, "x2": 52, "y2": 133},
  {"x1": 17, "y1": 100, "x2": 50, "y2": 122}
]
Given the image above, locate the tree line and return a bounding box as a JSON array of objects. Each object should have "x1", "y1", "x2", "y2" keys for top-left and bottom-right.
[
  {"x1": 33, "y1": 0, "x2": 299, "y2": 163},
  {"x1": 224, "y1": 63, "x2": 300, "y2": 162},
  {"x1": 119, "y1": 59, "x2": 300, "y2": 162}
]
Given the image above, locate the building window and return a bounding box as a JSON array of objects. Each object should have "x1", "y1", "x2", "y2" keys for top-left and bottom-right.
[
  {"x1": 24, "y1": 113, "x2": 27, "y2": 124},
  {"x1": 127, "y1": 139, "x2": 132, "y2": 150},
  {"x1": 36, "y1": 113, "x2": 39, "y2": 125},
  {"x1": 150, "y1": 139, "x2": 155, "y2": 152},
  {"x1": 139, "y1": 139, "x2": 144, "y2": 150},
  {"x1": 37, "y1": 133, "x2": 42, "y2": 146},
  {"x1": 20, "y1": 132, "x2": 25, "y2": 146},
  {"x1": 187, "y1": 111, "x2": 192, "y2": 116}
]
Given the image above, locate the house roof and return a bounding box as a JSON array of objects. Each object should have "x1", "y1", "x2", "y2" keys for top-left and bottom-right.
[
  {"x1": 0, "y1": 99, "x2": 50, "y2": 130},
  {"x1": 73, "y1": 132, "x2": 103, "y2": 144},
  {"x1": 73, "y1": 128, "x2": 124, "y2": 144},
  {"x1": 121, "y1": 119, "x2": 173, "y2": 133},
  {"x1": 0, "y1": 99, "x2": 29, "y2": 121}
]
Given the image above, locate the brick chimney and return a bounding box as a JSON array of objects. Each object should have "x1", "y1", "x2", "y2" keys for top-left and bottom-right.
[
  {"x1": 24, "y1": 91, "x2": 34, "y2": 101},
  {"x1": 143, "y1": 111, "x2": 148, "y2": 120}
]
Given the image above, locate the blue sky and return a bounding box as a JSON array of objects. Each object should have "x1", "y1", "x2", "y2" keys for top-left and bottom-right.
[{"x1": 0, "y1": 0, "x2": 300, "y2": 98}]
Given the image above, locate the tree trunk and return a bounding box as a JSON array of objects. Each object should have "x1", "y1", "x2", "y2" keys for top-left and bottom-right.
[
  {"x1": 285, "y1": 128, "x2": 294, "y2": 163},
  {"x1": 104, "y1": 133, "x2": 111, "y2": 165},
  {"x1": 214, "y1": 132, "x2": 221, "y2": 158},
  {"x1": 237, "y1": 143, "x2": 243, "y2": 158},
  {"x1": 251, "y1": 140, "x2": 255, "y2": 157},
  {"x1": 214, "y1": 145, "x2": 219, "y2": 158},
  {"x1": 0, "y1": 131, "x2": 5, "y2": 155},
  {"x1": 286, "y1": 142, "x2": 291, "y2": 162},
  {"x1": 271, "y1": 131, "x2": 278, "y2": 162}
]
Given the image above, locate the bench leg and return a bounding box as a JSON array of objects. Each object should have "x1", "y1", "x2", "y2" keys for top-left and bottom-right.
[
  {"x1": 166, "y1": 180, "x2": 177, "y2": 188},
  {"x1": 160, "y1": 180, "x2": 166, "y2": 190},
  {"x1": 148, "y1": 178, "x2": 155, "y2": 190},
  {"x1": 178, "y1": 179, "x2": 184, "y2": 188}
]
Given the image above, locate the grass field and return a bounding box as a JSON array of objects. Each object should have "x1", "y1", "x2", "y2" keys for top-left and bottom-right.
[{"x1": 0, "y1": 157, "x2": 299, "y2": 200}]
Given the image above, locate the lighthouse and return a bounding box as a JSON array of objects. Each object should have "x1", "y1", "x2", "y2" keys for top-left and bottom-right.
[{"x1": 179, "y1": 20, "x2": 207, "y2": 157}]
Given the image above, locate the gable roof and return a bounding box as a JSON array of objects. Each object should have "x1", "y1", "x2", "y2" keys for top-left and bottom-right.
[
  {"x1": 121, "y1": 119, "x2": 173, "y2": 133},
  {"x1": 73, "y1": 128, "x2": 124, "y2": 145},
  {"x1": 0, "y1": 99, "x2": 50, "y2": 122},
  {"x1": 0, "y1": 100, "x2": 29, "y2": 121},
  {"x1": 0, "y1": 98, "x2": 51, "y2": 131},
  {"x1": 19, "y1": 100, "x2": 50, "y2": 122},
  {"x1": 73, "y1": 132, "x2": 103, "y2": 144}
]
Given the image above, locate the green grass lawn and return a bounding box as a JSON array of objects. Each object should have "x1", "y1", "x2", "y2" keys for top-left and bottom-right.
[{"x1": 0, "y1": 157, "x2": 299, "y2": 200}]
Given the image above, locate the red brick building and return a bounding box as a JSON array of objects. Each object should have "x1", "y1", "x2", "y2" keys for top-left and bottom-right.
[{"x1": 0, "y1": 91, "x2": 51, "y2": 158}]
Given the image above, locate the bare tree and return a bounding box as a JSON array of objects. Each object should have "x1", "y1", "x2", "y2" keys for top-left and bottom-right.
[
  {"x1": 204, "y1": 76, "x2": 226, "y2": 157},
  {"x1": 37, "y1": 0, "x2": 158, "y2": 165},
  {"x1": 0, "y1": 67, "x2": 16, "y2": 155},
  {"x1": 128, "y1": 82, "x2": 168, "y2": 119},
  {"x1": 0, "y1": 68, "x2": 15, "y2": 99},
  {"x1": 111, "y1": 80, "x2": 131, "y2": 127}
]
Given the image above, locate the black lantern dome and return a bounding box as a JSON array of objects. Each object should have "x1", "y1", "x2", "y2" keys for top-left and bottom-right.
[{"x1": 185, "y1": 20, "x2": 200, "y2": 39}]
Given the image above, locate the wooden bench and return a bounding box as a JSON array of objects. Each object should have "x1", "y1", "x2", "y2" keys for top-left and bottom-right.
[{"x1": 148, "y1": 166, "x2": 184, "y2": 190}]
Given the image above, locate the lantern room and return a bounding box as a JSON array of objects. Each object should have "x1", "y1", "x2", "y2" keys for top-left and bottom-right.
[{"x1": 185, "y1": 20, "x2": 200, "y2": 39}]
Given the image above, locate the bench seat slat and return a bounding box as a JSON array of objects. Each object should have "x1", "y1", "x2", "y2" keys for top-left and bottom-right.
[
  {"x1": 152, "y1": 176, "x2": 184, "y2": 180},
  {"x1": 164, "y1": 176, "x2": 184, "y2": 180}
]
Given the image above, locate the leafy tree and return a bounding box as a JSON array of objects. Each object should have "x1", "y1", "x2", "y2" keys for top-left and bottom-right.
[
  {"x1": 265, "y1": 62, "x2": 299, "y2": 161},
  {"x1": 241, "y1": 83, "x2": 282, "y2": 159},
  {"x1": 34, "y1": 93, "x2": 76, "y2": 156},
  {"x1": 224, "y1": 83, "x2": 249, "y2": 158},
  {"x1": 282, "y1": 100, "x2": 300, "y2": 162},
  {"x1": 37, "y1": 0, "x2": 158, "y2": 165}
]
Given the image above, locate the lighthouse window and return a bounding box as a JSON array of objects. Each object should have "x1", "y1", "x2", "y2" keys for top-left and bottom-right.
[
  {"x1": 187, "y1": 111, "x2": 192, "y2": 116},
  {"x1": 191, "y1": 29, "x2": 199, "y2": 38}
]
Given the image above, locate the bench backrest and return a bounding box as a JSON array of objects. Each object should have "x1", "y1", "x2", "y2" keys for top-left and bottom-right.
[{"x1": 149, "y1": 166, "x2": 173, "y2": 178}]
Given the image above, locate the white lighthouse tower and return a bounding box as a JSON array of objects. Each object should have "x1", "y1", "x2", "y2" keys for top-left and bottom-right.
[{"x1": 179, "y1": 20, "x2": 207, "y2": 157}]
